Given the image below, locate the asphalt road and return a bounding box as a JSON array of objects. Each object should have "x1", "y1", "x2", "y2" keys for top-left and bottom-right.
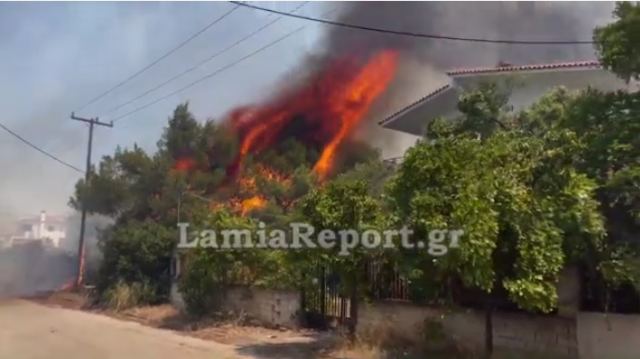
[{"x1": 0, "y1": 300, "x2": 245, "y2": 359}]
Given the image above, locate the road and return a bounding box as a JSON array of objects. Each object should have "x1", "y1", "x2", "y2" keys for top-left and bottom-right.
[{"x1": 0, "y1": 300, "x2": 245, "y2": 359}]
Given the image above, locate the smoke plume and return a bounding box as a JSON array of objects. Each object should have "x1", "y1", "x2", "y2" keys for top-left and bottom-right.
[{"x1": 312, "y1": 2, "x2": 615, "y2": 156}]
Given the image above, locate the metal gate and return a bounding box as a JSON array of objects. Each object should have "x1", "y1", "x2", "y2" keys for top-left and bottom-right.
[{"x1": 301, "y1": 266, "x2": 352, "y2": 329}]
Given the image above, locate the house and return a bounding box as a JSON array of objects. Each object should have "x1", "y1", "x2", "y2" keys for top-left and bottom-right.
[
  {"x1": 380, "y1": 60, "x2": 637, "y2": 137},
  {"x1": 9, "y1": 211, "x2": 67, "y2": 248}
]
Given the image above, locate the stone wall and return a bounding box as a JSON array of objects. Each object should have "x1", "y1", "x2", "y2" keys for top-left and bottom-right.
[
  {"x1": 221, "y1": 286, "x2": 302, "y2": 328},
  {"x1": 578, "y1": 312, "x2": 640, "y2": 359},
  {"x1": 169, "y1": 283, "x2": 301, "y2": 328},
  {"x1": 357, "y1": 300, "x2": 577, "y2": 357}
]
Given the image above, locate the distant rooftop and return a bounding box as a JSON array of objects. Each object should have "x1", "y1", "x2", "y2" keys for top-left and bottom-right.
[{"x1": 380, "y1": 60, "x2": 635, "y2": 136}]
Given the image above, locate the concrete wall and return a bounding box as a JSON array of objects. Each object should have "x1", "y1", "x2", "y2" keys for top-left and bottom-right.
[
  {"x1": 224, "y1": 287, "x2": 302, "y2": 328},
  {"x1": 222, "y1": 286, "x2": 302, "y2": 328},
  {"x1": 170, "y1": 283, "x2": 301, "y2": 328},
  {"x1": 357, "y1": 301, "x2": 577, "y2": 357},
  {"x1": 578, "y1": 312, "x2": 640, "y2": 359}
]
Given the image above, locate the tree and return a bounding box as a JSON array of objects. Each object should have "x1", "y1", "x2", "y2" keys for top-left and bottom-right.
[
  {"x1": 594, "y1": 2, "x2": 640, "y2": 81},
  {"x1": 388, "y1": 86, "x2": 605, "y2": 357},
  {"x1": 518, "y1": 87, "x2": 640, "y2": 310},
  {"x1": 300, "y1": 177, "x2": 386, "y2": 335},
  {"x1": 97, "y1": 220, "x2": 174, "y2": 303}
]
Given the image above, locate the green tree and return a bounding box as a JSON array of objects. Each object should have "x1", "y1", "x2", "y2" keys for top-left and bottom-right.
[
  {"x1": 97, "y1": 220, "x2": 174, "y2": 303},
  {"x1": 594, "y1": 2, "x2": 640, "y2": 81},
  {"x1": 300, "y1": 177, "x2": 386, "y2": 334},
  {"x1": 518, "y1": 87, "x2": 640, "y2": 309},
  {"x1": 388, "y1": 86, "x2": 606, "y2": 356}
]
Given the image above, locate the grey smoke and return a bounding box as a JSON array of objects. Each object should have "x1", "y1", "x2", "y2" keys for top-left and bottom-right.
[
  {"x1": 321, "y1": 1, "x2": 614, "y2": 67},
  {"x1": 0, "y1": 213, "x2": 110, "y2": 298},
  {"x1": 315, "y1": 2, "x2": 616, "y2": 156}
]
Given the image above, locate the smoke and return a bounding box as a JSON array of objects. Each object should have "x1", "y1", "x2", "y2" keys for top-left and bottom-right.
[
  {"x1": 63, "y1": 214, "x2": 113, "y2": 283},
  {"x1": 0, "y1": 213, "x2": 111, "y2": 298},
  {"x1": 321, "y1": 2, "x2": 613, "y2": 67},
  {"x1": 0, "y1": 244, "x2": 75, "y2": 298},
  {"x1": 310, "y1": 1, "x2": 615, "y2": 156}
]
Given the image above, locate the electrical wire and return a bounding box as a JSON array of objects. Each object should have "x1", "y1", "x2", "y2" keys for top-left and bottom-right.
[
  {"x1": 230, "y1": 1, "x2": 595, "y2": 45},
  {"x1": 111, "y1": 24, "x2": 306, "y2": 123},
  {"x1": 75, "y1": 3, "x2": 240, "y2": 112},
  {"x1": 101, "y1": 2, "x2": 308, "y2": 118},
  {"x1": 0, "y1": 122, "x2": 84, "y2": 173}
]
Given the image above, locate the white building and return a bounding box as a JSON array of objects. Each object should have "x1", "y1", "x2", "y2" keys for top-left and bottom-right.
[
  {"x1": 9, "y1": 211, "x2": 67, "y2": 248},
  {"x1": 380, "y1": 60, "x2": 637, "y2": 137}
]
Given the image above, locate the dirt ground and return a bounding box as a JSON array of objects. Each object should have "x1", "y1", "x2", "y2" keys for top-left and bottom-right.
[
  {"x1": 28, "y1": 291, "x2": 553, "y2": 359},
  {"x1": 29, "y1": 290, "x2": 415, "y2": 359},
  {"x1": 1, "y1": 299, "x2": 240, "y2": 359}
]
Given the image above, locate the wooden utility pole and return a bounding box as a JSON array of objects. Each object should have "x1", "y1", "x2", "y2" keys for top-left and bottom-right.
[{"x1": 70, "y1": 112, "x2": 113, "y2": 289}]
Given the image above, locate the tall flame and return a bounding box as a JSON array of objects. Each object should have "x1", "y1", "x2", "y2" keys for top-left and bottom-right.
[
  {"x1": 313, "y1": 50, "x2": 399, "y2": 179},
  {"x1": 174, "y1": 50, "x2": 399, "y2": 217},
  {"x1": 233, "y1": 50, "x2": 399, "y2": 180}
]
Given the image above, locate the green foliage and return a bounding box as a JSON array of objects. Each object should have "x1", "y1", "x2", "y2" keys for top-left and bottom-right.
[
  {"x1": 456, "y1": 82, "x2": 512, "y2": 138},
  {"x1": 594, "y1": 2, "x2": 640, "y2": 80},
  {"x1": 606, "y1": 165, "x2": 640, "y2": 225},
  {"x1": 389, "y1": 86, "x2": 608, "y2": 312},
  {"x1": 97, "y1": 220, "x2": 174, "y2": 303},
  {"x1": 300, "y1": 177, "x2": 386, "y2": 293},
  {"x1": 518, "y1": 87, "x2": 640, "y2": 296},
  {"x1": 598, "y1": 244, "x2": 640, "y2": 292},
  {"x1": 179, "y1": 249, "x2": 227, "y2": 316}
]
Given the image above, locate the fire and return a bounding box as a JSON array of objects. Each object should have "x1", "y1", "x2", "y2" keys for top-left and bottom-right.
[
  {"x1": 256, "y1": 165, "x2": 291, "y2": 187},
  {"x1": 179, "y1": 50, "x2": 399, "y2": 217},
  {"x1": 240, "y1": 195, "x2": 267, "y2": 215},
  {"x1": 173, "y1": 157, "x2": 196, "y2": 172},
  {"x1": 313, "y1": 51, "x2": 399, "y2": 179},
  {"x1": 231, "y1": 50, "x2": 399, "y2": 180}
]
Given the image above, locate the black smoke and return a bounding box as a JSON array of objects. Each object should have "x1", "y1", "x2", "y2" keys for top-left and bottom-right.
[
  {"x1": 321, "y1": 1, "x2": 614, "y2": 68},
  {"x1": 309, "y1": 2, "x2": 615, "y2": 156}
]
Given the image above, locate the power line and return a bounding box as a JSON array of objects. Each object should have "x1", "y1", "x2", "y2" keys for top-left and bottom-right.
[
  {"x1": 111, "y1": 24, "x2": 306, "y2": 123},
  {"x1": 75, "y1": 3, "x2": 240, "y2": 112},
  {"x1": 101, "y1": 2, "x2": 308, "y2": 118},
  {"x1": 230, "y1": 1, "x2": 595, "y2": 45},
  {"x1": 0, "y1": 121, "x2": 83, "y2": 173}
]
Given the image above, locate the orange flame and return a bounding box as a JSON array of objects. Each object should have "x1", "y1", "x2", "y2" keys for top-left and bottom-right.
[
  {"x1": 191, "y1": 50, "x2": 399, "y2": 217},
  {"x1": 313, "y1": 50, "x2": 399, "y2": 179},
  {"x1": 230, "y1": 50, "x2": 399, "y2": 181},
  {"x1": 240, "y1": 195, "x2": 267, "y2": 215},
  {"x1": 256, "y1": 165, "x2": 291, "y2": 187},
  {"x1": 173, "y1": 157, "x2": 197, "y2": 172}
]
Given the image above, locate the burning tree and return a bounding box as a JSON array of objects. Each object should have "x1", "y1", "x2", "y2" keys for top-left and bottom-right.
[{"x1": 71, "y1": 48, "x2": 400, "y2": 306}]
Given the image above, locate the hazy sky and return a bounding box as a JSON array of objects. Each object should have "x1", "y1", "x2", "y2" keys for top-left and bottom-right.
[{"x1": 0, "y1": 1, "x2": 614, "y2": 218}]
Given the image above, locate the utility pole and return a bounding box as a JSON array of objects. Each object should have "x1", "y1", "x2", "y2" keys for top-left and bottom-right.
[{"x1": 70, "y1": 112, "x2": 113, "y2": 289}]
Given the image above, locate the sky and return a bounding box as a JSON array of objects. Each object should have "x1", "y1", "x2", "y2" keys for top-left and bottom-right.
[{"x1": 0, "y1": 1, "x2": 615, "y2": 219}]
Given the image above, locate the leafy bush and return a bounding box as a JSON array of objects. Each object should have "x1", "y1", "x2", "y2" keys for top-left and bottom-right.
[
  {"x1": 179, "y1": 250, "x2": 227, "y2": 316},
  {"x1": 97, "y1": 220, "x2": 174, "y2": 304}
]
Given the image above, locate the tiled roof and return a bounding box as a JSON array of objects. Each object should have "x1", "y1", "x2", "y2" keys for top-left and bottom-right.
[
  {"x1": 379, "y1": 83, "x2": 451, "y2": 125},
  {"x1": 446, "y1": 60, "x2": 601, "y2": 76}
]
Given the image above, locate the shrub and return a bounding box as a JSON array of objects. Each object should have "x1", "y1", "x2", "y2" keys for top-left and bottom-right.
[
  {"x1": 103, "y1": 280, "x2": 156, "y2": 311},
  {"x1": 179, "y1": 250, "x2": 227, "y2": 316},
  {"x1": 97, "y1": 220, "x2": 174, "y2": 303}
]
